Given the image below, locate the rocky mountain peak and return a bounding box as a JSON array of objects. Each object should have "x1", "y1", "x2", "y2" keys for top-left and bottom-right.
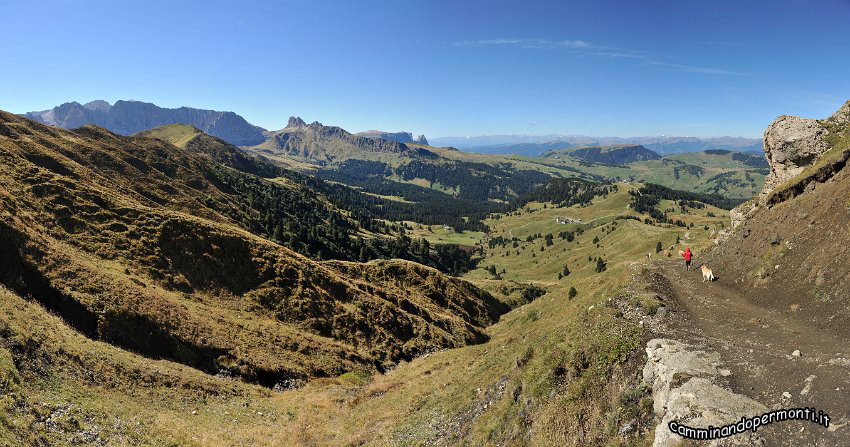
[
  {"x1": 287, "y1": 116, "x2": 307, "y2": 128},
  {"x1": 83, "y1": 100, "x2": 112, "y2": 111},
  {"x1": 415, "y1": 134, "x2": 429, "y2": 145}
]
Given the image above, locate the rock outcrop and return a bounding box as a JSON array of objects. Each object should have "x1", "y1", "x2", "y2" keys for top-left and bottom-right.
[
  {"x1": 758, "y1": 100, "x2": 850, "y2": 204},
  {"x1": 23, "y1": 100, "x2": 268, "y2": 146},
  {"x1": 415, "y1": 134, "x2": 429, "y2": 145},
  {"x1": 759, "y1": 117, "x2": 829, "y2": 203},
  {"x1": 286, "y1": 116, "x2": 307, "y2": 128},
  {"x1": 643, "y1": 339, "x2": 768, "y2": 447},
  {"x1": 355, "y1": 130, "x2": 415, "y2": 144}
]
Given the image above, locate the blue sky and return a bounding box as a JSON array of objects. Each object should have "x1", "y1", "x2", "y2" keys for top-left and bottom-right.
[{"x1": 2, "y1": 0, "x2": 849, "y2": 138}]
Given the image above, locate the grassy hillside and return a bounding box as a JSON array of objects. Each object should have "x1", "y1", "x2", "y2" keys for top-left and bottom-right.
[
  {"x1": 542, "y1": 144, "x2": 661, "y2": 164},
  {"x1": 0, "y1": 112, "x2": 510, "y2": 392},
  {"x1": 135, "y1": 123, "x2": 203, "y2": 147},
  {"x1": 526, "y1": 149, "x2": 767, "y2": 199}
]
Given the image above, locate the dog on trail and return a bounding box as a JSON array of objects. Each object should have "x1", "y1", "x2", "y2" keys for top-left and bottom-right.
[{"x1": 701, "y1": 265, "x2": 715, "y2": 282}]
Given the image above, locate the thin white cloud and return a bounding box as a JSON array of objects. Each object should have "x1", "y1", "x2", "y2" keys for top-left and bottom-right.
[
  {"x1": 453, "y1": 38, "x2": 742, "y2": 76},
  {"x1": 698, "y1": 40, "x2": 761, "y2": 48},
  {"x1": 645, "y1": 61, "x2": 742, "y2": 76},
  {"x1": 453, "y1": 38, "x2": 592, "y2": 49},
  {"x1": 586, "y1": 51, "x2": 647, "y2": 59}
]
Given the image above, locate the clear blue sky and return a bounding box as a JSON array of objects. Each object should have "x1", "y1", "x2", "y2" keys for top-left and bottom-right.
[{"x1": 2, "y1": 0, "x2": 849, "y2": 138}]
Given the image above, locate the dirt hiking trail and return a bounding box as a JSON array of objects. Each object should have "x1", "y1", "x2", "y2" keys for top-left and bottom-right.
[{"x1": 648, "y1": 258, "x2": 850, "y2": 446}]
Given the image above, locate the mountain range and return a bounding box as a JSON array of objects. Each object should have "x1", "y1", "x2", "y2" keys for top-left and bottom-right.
[
  {"x1": 430, "y1": 135, "x2": 763, "y2": 155},
  {"x1": 23, "y1": 100, "x2": 268, "y2": 146},
  {"x1": 22, "y1": 100, "x2": 760, "y2": 156}
]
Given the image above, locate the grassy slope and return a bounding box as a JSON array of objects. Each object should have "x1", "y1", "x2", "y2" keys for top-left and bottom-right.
[
  {"x1": 1, "y1": 180, "x2": 727, "y2": 446},
  {"x1": 406, "y1": 222, "x2": 485, "y2": 246},
  {"x1": 0, "y1": 112, "x2": 508, "y2": 391},
  {"x1": 269, "y1": 185, "x2": 728, "y2": 446},
  {"x1": 134, "y1": 123, "x2": 203, "y2": 147}
]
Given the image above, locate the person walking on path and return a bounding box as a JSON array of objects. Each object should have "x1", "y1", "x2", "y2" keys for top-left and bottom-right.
[{"x1": 683, "y1": 247, "x2": 692, "y2": 271}]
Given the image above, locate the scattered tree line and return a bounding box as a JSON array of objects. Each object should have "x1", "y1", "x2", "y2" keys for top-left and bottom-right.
[
  {"x1": 201, "y1": 154, "x2": 479, "y2": 275},
  {"x1": 513, "y1": 177, "x2": 616, "y2": 209},
  {"x1": 631, "y1": 183, "x2": 745, "y2": 211}
]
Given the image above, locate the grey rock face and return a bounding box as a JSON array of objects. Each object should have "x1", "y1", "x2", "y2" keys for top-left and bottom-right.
[
  {"x1": 23, "y1": 100, "x2": 267, "y2": 146},
  {"x1": 759, "y1": 116, "x2": 829, "y2": 203},
  {"x1": 643, "y1": 338, "x2": 768, "y2": 447},
  {"x1": 415, "y1": 134, "x2": 429, "y2": 145},
  {"x1": 758, "y1": 100, "x2": 850, "y2": 204},
  {"x1": 287, "y1": 116, "x2": 307, "y2": 128},
  {"x1": 831, "y1": 100, "x2": 850, "y2": 124},
  {"x1": 729, "y1": 201, "x2": 758, "y2": 229},
  {"x1": 355, "y1": 130, "x2": 415, "y2": 144},
  {"x1": 83, "y1": 100, "x2": 112, "y2": 112}
]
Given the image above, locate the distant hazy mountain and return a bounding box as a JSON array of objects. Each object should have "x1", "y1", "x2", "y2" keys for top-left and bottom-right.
[
  {"x1": 22, "y1": 100, "x2": 267, "y2": 146},
  {"x1": 429, "y1": 134, "x2": 568, "y2": 149},
  {"x1": 431, "y1": 135, "x2": 762, "y2": 155},
  {"x1": 355, "y1": 130, "x2": 429, "y2": 146},
  {"x1": 456, "y1": 141, "x2": 579, "y2": 156}
]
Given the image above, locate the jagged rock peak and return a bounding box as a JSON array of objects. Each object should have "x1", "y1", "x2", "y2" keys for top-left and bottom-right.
[
  {"x1": 287, "y1": 116, "x2": 307, "y2": 128},
  {"x1": 415, "y1": 134, "x2": 429, "y2": 145}
]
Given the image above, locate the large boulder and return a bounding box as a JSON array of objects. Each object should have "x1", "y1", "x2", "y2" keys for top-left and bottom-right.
[
  {"x1": 758, "y1": 100, "x2": 850, "y2": 205},
  {"x1": 759, "y1": 117, "x2": 829, "y2": 203}
]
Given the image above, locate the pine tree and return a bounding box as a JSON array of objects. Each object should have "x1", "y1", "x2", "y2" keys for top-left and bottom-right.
[
  {"x1": 568, "y1": 287, "x2": 577, "y2": 299},
  {"x1": 595, "y1": 258, "x2": 607, "y2": 273},
  {"x1": 656, "y1": 241, "x2": 662, "y2": 253}
]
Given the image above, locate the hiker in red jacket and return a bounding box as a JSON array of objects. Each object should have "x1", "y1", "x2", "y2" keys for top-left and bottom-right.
[{"x1": 683, "y1": 247, "x2": 692, "y2": 271}]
